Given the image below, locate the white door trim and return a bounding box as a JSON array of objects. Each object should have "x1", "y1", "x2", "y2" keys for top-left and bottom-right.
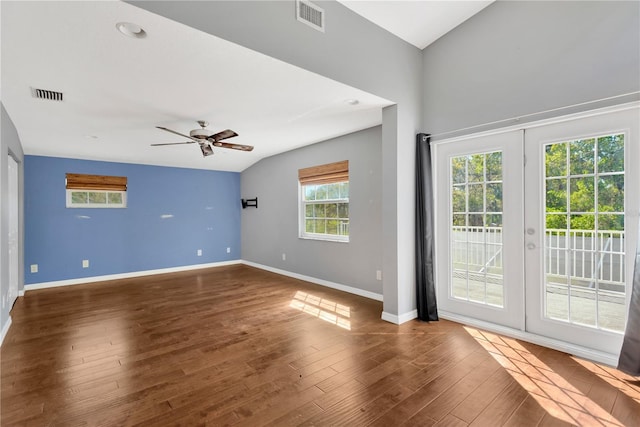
[{"x1": 7, "y1": 154, "x2": 19, "y2": 311}]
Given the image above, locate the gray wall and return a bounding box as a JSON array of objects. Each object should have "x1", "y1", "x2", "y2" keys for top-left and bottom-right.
[
  {"x1": 130, "y1": 0, "x2": 424, "y2": 319},
  {"x1": 1, "y1": 103, "x2": 25, "y2": 336},
  {"x1": 241, "y1": 126, "x2": 382, "y2": 295},
  {"x1": 111, "y1": 1, "x2": 640, "y2": 321},
  {"x1": 423, "y1": 0, "x2": 640, "y2": 138}
]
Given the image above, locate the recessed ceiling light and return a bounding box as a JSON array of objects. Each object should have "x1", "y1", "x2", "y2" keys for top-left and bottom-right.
[
  {"x1": 345, "y1": 99, "x2": 360, "y2": 106},
  {"x1": 116, "y1": 22, "x2": 147, "y2": 39}
]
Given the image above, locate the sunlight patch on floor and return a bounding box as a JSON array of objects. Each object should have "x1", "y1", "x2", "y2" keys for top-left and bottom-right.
[
  {"x1": 464, "y1": 326, "x2": 624, "y2": 426},
  {"x1": 572, "y1": 357, "x2": 640, "y2": 405},
  {"x1": 289, "y1": 291, "x2": 351, "y2": 330}
]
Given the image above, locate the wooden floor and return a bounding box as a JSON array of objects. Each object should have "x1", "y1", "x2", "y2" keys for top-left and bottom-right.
[{"x1": 2, "y1": 265, "x2": 639, "y2": 426}]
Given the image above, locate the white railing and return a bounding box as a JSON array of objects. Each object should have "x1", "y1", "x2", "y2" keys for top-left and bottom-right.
[
  {"x1": 339, "y1": 221, "x2": 349, "y2": 236},
  {"x1": 545, "y1": 229, "x2": 625, "y2": 290},
  {"x1": 450, "y1": 226, "x2": 625, "y2": 291},
  {"x1": 451, "y1": 226, "x2": 503, "y2": 273}
]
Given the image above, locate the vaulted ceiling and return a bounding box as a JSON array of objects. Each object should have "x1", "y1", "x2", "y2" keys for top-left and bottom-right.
[{"x1": 2, "y1": 1, "x2": 490, "y2": 172}]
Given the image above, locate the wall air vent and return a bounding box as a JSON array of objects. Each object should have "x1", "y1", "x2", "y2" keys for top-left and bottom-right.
[
  {"x1": 296, "y1": 0, "x2": 325, "y2": 33},
  {"x1": 31, "y1": 87, "x2": 63, "y2": 101}
]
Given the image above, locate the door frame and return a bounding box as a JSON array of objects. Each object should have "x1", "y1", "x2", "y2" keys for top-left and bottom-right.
[
  {"x1": 432, "y1": 101, "x2": 639, "y2": 366},
  {"x1": 7, "y1": 153, "x2": 20, "y2": 311}
]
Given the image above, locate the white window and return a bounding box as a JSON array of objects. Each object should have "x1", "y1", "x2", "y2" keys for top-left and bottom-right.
[
  {"x1": 66, "y1": 189, "x2": 127, "y2": 208},
  {"x1": 65, "y1": 173, "x2": 127, "y2": 208},
  {"x1": 299, "y1": 160, "x2": 349, "y2": 242}
]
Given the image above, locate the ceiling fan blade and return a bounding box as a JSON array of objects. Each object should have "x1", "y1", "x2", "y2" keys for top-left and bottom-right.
[
  {"x1": 210, "y1": 129, "x2": 238, "y2": 141},
  {"x1": 150, "y1": 141, "x2": 196, "y2": 146},
  {"x1": 212, "y1": 141, "x2": 254, "y2": 151},
  {"x1": 200, "y1": 142, "x2": 214, "y2": 157},
  {"x1": 156, "y1": 126, "x2": 201, "y2": 143}
]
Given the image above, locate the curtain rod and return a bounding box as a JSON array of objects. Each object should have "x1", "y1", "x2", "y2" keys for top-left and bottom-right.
[{"x1": 428, "y1": 91, "x2": 640, "y2": 140}]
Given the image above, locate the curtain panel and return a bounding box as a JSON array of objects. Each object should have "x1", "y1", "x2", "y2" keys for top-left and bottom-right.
[
  {"x1": 415, "y1": 133, "x2": 438, "y2": 321},
  {"x1": 618, "y1": 217, "x2": 640, "y2": 376}
]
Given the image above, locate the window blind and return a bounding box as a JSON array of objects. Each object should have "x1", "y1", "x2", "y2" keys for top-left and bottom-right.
[
  {"x1": 298, "y1": 160, "x2": 348, "y2": 185},
  {"x1": 65, "y1": 173, "x2": 127, "y2": 191}
]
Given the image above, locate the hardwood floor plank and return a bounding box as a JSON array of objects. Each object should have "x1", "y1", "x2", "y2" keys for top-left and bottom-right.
[
  {"x1": 304, "y1": 383, "x2": 414, "y2": 426},
  {"x1": 314, "y1": 356, "x2": 381, "y2": 393},
  {"x1": 469, "y1": 379, "x2": 529, "y2": 426},
  {"x1": 537, "y1": 413, "x2": 575, "y2": 427},
  {"x1": 264, "y1": 401, "x2": 325, "y2": 426},
  {"x1": 418, "y1": 357, "x2": 502, "y2": 422},
  {"x1": 501, "y1": 395, "x2": 547, "y2": 426},
  {"x1": 432, "y1": 414, "x2": 468, "y2": 427},
  {"x1": 448, "y1": 367, "x2": 513, "y2": 423},
  {"x1": 611, "y1": 391, "x2": 640, "y2": 426},
  {"x1": 229, "y1": 384, "x2": 325, "y2": 427},
  {"x1": 2, "y1": 265, "x2": 637, "y2": 426},
  {"x1": 368, "y1": 351, "x2": 490, "y2": 427}
]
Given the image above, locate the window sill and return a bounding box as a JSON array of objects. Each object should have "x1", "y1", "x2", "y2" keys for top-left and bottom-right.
[{"x1": 299, "y1": 234, "x2": 349, "y2": 243}]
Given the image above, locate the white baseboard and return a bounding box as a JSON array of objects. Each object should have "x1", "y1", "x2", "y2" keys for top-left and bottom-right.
[
  {"x1": 438, "y1": 310, "x2": 619, "y2": 367},
  {"x1": 241, "y1": 260, "x2": 383, "y2": 302},
  {"x1": 25, "y1": 260, "x2": 242, "y2": 291},
  {"x1": 381, "y1": 309, "x2": 418, "y2": 325},
  {"x1": 0, "y1": 316, "x2": 12, "y2": 347},
  {"x1": 18, "y1": 290, "x2": 25, "y2": 297}
]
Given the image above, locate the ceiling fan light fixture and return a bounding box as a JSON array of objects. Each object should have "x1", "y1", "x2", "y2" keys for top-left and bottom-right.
[
  {"x1": 190, "y1": 128, "x2": 211, "y2": 139},
  {"x1": 116, "y1": 22, "x2": 147, "y2": 39}
]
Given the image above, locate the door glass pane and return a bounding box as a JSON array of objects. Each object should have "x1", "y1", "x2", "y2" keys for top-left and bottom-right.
[
  {"x1": 450, "y1": 151, "x2": 504, "y2": 308},
  {"x1": 544, "y1": 134, "x2": 626, "y2": 332}
]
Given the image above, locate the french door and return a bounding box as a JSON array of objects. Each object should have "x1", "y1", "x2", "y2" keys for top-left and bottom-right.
[
  {"x1": 435, "y1": 105, "x2": 639, "y2": 357},
  {"x1": 524, "y1": 108, "x2": 639, "y2": 354},
  {"x1": 434, "y1": 130, "x2": 525, "y2": 330}
]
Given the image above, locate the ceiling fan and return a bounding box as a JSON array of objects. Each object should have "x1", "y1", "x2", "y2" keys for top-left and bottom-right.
[{"x1": 151, "y1": 120, "x2": 253, "y2": 157}]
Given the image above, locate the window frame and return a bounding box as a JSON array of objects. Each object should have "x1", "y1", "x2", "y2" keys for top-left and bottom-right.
[
  {"x1": 298, "y1": 160, "x2": 350, "y2": 243},
  {"x1": 66, "y1": 189, "x2": 127, "y2": 208},
  {"x1": 298, "y1": 185, "x2": 349, "y2": 243}
]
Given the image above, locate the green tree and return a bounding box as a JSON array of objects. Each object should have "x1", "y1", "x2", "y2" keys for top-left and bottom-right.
[{"x1": 545, "y1": 136, "x2": 624, "y2": 231}]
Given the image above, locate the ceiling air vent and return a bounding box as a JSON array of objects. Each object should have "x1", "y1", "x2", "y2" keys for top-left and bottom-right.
[
  {"x1": 296, "y1": 0, "x2": 324, "y2": 33},
  {"x1": 31, "y1": 87, "x2": 63, "y2": 101}
]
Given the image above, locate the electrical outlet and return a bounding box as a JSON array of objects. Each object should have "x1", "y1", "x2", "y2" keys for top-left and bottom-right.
[
  {"x1": 30, "y1": 264, "x2": 38, "y2": 273},
  {"x1": 82, "y1": 260, "x2": 89, "y2": 268},
  {"x1": 226, "y1": 247, "x2": 231, "y2": 253},
  {"x1": 282, "y1": 253, "x2": 286, "y2": 261},
  {"x1": 376, "y1": 270, "x2": 382, "y2": 281},
  {"x1": 197, "y1": 249, "x2": 202, "y2": 256}
]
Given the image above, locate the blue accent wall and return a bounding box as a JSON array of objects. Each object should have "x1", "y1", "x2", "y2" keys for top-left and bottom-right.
[{"x1": 24, "y1": 156, "x2": 241, "y2": 284}]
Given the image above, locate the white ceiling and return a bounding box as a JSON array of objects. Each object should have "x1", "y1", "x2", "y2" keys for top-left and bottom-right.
[
  {"x1": 338, "y1": 1, "x2": 494, "y2": 49},
  {"x1": 2, "y1": 1, "x2": 490, "y2": 172}
]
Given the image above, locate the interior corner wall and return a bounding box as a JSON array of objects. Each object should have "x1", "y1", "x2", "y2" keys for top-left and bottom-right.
[
  {"x1": 1, "y1": 103, "x2": 25, "y2": 336},
  {"x1": 422, "y1": 0, "x2": 640, "y2": 138},
  {"x1": 129, "y1": 0, "x2": 424, "y2": 320},
  {"x1": 24, "y1": 156, "x2": 241, "y2": 284},
  {"x1": 241, "y1": 126, "x2": 382, "y2": 295}
]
